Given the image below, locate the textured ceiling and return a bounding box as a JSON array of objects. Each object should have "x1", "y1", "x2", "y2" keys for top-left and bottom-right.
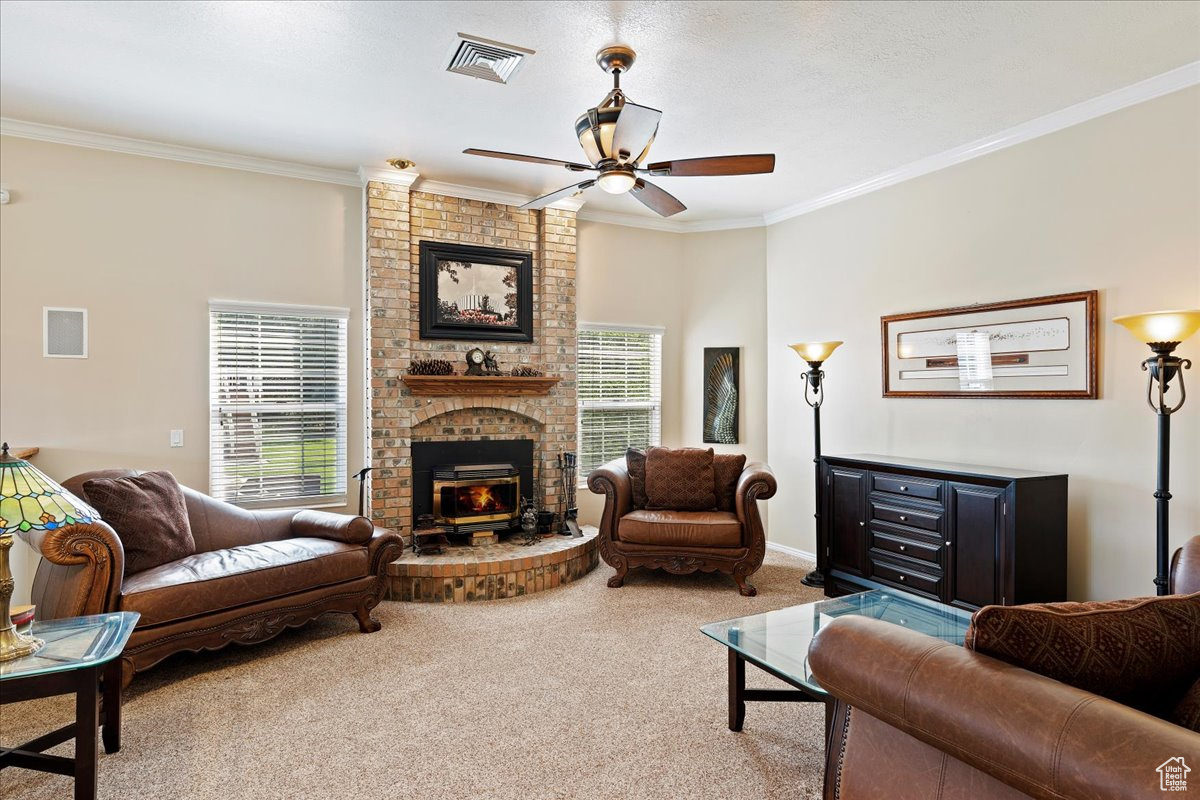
[{"x1": 2, "y1": 1, "x2": 1198, "y2": 222}]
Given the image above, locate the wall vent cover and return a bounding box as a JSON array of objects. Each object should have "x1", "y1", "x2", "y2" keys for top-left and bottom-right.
[
  {"x1": 44, "y1": 307, "x2": 88, "y2": 358},
  {"x1": 445, "y1": 34, "x2": 534, "y2": 84}
]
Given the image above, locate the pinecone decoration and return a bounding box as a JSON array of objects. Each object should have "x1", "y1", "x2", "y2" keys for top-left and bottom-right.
[
  {"x1": 408, "y1": 358, "x2": 454, "y2": 376},
  {"x1": 511, "y1": 365, "x2": 544, "y2": 377}
]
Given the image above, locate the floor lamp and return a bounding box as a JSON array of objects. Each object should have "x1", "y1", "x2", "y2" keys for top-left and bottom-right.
[
  {"x1": 1113, "y1": 309, "x2": 1200, "y2": 596},
  {"x1": 790, "y1": 341, "x2": 843, "y2": 589}
]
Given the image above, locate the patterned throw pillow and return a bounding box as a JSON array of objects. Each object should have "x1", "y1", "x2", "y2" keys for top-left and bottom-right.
[
  {"x1": 713, "y1": 453, "x2": 747, "y2": 513},
  {"x1": 644, "y1": 447, "x2": 717, "y2": 511},
  {"x1": 83, "y1": 471, "x2": 196, "y2": 575},
  {"x1": 966, "y1": 593, "x2": 1200, "y2": 720},
  {"x1": 626, "y1": 448, "x2": 648, "y2": 510}
]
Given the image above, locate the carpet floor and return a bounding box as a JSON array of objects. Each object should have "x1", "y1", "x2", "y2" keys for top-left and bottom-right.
[{"x1": 2, "y1": 550, "x2": 826, "y2": 800}]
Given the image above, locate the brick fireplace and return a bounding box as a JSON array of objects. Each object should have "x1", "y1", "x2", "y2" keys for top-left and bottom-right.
[{"x1": 365, "y1": 176, "x2": 579, "y2": 537}]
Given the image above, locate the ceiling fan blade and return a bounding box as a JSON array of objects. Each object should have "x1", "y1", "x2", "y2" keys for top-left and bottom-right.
[
  {"x1": 521, "y1": 179, "x2": 596, "y2": 210},
  {"x1": 464, "y1": 148, "x2": 594, "y2": 172},
  {"x1": 643, "y1": 154, "x2": 775, "y2": 177},
  {"x1": 612, "y1": 102, "x2": 662, "y2": 163},
  {"x1": 630, "y1": 179, "x2": 686, "y2": 217}
]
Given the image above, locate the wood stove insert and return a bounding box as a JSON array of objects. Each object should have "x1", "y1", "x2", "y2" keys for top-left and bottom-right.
[
  {"x1": 432, "y1": 463, "x2": 520, "y2": 534},
  {"x1": 412, "y1": 439, "x2": 534, "y2": 536}
]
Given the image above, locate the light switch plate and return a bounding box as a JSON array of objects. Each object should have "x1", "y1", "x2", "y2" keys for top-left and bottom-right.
[{"x1": 170, "y1": 429, "x2": 184, "y2": 448}]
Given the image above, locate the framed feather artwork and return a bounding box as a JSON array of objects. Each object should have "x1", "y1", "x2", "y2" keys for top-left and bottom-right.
[{"x1": 703, "y1": 347, "x2": 740, "y2": 444}]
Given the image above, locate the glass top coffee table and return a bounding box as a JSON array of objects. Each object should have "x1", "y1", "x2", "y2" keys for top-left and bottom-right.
[
  {"x1": 1, "y1": 612, "x2": 139, "y2": 800},
  {"x1": 701, "y1": 590, "x2": 972, "y2": 733}
]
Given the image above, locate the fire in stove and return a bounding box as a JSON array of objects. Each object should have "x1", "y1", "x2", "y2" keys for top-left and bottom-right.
[
  {"x1": 431, "y1": 463, "x2": 521, "y2": 533},
  {"x1": 456, "y1": 484, "x2": 511, "y2": 514}
]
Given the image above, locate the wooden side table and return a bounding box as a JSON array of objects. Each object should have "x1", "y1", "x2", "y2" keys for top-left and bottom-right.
[{"x1": 0, "y1": 612, "x2": 139, "y2": 799}]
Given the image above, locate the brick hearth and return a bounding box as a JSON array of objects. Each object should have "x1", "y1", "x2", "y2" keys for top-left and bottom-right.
[
  {"x1": 365, "y1": 181, "x2": 579, "y2": 538},
  {"x1": 387, "y1": 528, "x2": 600, "y2": 603}
]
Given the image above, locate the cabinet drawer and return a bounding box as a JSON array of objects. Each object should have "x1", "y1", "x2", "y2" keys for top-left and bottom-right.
[
  {"x1": 870, "y1": 529, "x2": 942, "y2": 566},
  {"x1": 870, "y1": 501, "x2": 942, "y2": 533},
  {"x1": 869, "y1": 556, "x2": 943, "y2": 599},
  {"x1": 872, "y1": 473, "x2": 942, "y2": 504}
]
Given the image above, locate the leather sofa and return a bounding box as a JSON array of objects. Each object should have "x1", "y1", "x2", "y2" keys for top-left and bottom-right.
[
  {"x1": 587, "y1": 455, "x2": 776, "y2": 595},
  {"x1": 20, "y1": 469, "x2": 405, "y2": 684},
  {"x1": 808, "y1": 537, "x2": 1200, "y2": 800}
]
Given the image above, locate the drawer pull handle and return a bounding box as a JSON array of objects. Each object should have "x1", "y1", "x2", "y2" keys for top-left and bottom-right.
[
  {"x1": 899, "y1": 545, "x2": 906, "y2": 551},
  {"x1": 899, "y1": 515, "x2": 907, "y2": 521},
  {"x1": 859, "y1": 521, "x2": 865, "y2": 527},
  {"x1": 899, "y1": 485, "x2": 908, "y2": 491},
  {"x1": 898, "y1": 575, "x2": 906, "y2": 581}
]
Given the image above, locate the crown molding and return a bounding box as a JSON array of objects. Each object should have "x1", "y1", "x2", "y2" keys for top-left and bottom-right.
[
  {"x1": 411, "y1": 177, "x2": 588, "y2": 213},
  {"x1": 764, "y1": 60, "x2": 1200, "y2": 226},
  {"x1": 683, "y1": 215, "x2": 768, "y2": 233},
  {"x1": 576, "y1": 208, "x2": 686, "y2": 233},
  {"x1": 0, "y1": 117, "x2": 362, "y2": 187},
  {"x1": 358, "y1": 165, "x2": 419, "y2": 188},
  {"x1": 576, "y1": 208, "x2": 766, "y2": 234},
  {"x1": 413, "y1": 178, "x2": 532, "y2": 207},
  {"x1": 547, "y1": 196, "x2": 587, "y2": 212}
]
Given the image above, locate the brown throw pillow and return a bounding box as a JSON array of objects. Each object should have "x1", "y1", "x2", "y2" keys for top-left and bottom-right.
[
  {"x1": 626, "y1": 448, "x2": 648, "y2": 510},
  {"x1": 713, "y1": 454, "x2": 747, "y2": 513},
  {"x1": 966, "y1": 593, "x2": 1200, "y2": 720},
  {"x1": 645, "y1": 447, "x2": 717, "y2": 511},
  {"x1": 1173, "y1": 678, "x2": 1200, "y2": 732},
  {"x1": 83, "y1": 471, "x2": 196, "y2": 575}
]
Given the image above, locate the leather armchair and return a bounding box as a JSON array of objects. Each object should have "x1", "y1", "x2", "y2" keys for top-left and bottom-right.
[
  {"x1": 808, "y1": 536, "x2": 1200, "y2": 800},
  {"x1": 587, "y1": 457, "x2": 776, "y2": 595},
  {"x1": 20, "y1": 469, "x2": 404, "y2": 684}
]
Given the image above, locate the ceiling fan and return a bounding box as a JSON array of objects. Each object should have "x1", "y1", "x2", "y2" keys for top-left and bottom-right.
[{"x1": 464, "y1": 45, "x2": 775, "y2": 217}]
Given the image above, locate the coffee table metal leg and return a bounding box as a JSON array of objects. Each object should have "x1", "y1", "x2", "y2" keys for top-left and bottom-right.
[
  {"x1": 74, "y1": 666, "x2": 99, "y2": 800},
  {"x1": 728, "y1": 648, "x2": 746, "y2": 732},
  {"x1": 101, "y1": 658, "x2": 122, "y2": 755}
]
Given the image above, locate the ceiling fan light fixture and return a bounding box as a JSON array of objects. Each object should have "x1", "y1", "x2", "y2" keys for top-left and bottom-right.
[
  {"x1": 575, "y1": 108, "x2": 618, "y2": 165},
  {"x1": 597, "y1": 170, "x2": 636, "y2": 194},
  {"x1": 463, "y1": 43, "x2": 774, "y2": 219}
]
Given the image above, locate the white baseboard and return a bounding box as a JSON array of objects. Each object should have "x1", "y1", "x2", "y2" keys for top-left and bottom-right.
[{"x1": 766, "y1": 541, "x2": 816, "y2": 563}]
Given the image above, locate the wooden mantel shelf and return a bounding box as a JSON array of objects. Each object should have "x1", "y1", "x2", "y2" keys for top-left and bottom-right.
[{"x1": 402, "y1": 374, "x2": 562, "y2": 397}]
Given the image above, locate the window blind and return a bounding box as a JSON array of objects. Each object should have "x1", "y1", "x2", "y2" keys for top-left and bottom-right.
[
  {"x1": 577, "y1": 324, "x2": 663, "y2": 476},
  {"x1": 209, "y1": 301, "x2": 349, "y2": 508}
]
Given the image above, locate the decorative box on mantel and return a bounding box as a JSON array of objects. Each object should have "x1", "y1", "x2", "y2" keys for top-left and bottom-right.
[{"x1": 402, "y1": 375, "x2": 562, "y2": 396}]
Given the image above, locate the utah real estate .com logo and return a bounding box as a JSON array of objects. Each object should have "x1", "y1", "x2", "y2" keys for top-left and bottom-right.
[{"x1": 1159, "y1": 757, "x2": 1191, "y2": 792}]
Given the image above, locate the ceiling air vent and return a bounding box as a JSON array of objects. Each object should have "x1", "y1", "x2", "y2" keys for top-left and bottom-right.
[{"x1": 445, "y1": 33, "x2": 534, "y2": 84}]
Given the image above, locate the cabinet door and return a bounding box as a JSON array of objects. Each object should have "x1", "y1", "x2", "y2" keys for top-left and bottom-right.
[
  {"x1": 827, "y1": 466, "x2": 868, "y2": 576},
  {"x1": 948, "y1": 483, "x2": 1005, "y2": 609}
]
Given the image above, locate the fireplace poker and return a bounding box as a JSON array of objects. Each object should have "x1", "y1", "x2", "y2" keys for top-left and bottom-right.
[
  {"x1": 559, "y1": 450, "x2": 581, "y2": 537},
  {"x1": 353, "y1": 467, "x2": 372, "y2": 517}
]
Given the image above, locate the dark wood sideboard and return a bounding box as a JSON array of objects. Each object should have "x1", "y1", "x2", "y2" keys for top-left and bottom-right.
[{"x1": 820, "y1": 454, "x2": 1067, "y2": 610}]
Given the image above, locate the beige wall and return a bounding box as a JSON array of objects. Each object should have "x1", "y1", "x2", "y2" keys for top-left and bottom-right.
[
  {"x1": 575, "y1": 221, "x2": 769, "y2": 525},
  {"x1": 765, "y1": 87, "x2": 1200, "y2": 601},
  {"x1": 4, "y1": 86, "x2": 1193, "y2": 606},
  {"x1": 0, "y1": 136, "x2": 364, "y2": 604}
]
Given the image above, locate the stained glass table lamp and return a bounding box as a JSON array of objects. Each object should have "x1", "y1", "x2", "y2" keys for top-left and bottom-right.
[{"x1": 0, "y1": 442, "x2": 98, "y2": 661}]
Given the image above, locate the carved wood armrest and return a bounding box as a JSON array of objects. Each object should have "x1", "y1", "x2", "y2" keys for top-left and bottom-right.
[
  {"x1": 587, "y1": 458, "x2": 633, "y2": 543},
  {"x1": 735, "y1": 462, "x2": 776, "y2": 519},
  {"x1": 17, "y1": 521, "x2": 125, "y2": 617}
]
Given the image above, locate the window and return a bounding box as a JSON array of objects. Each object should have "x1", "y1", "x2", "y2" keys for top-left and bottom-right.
[
  {"x1": 209, "y1": 301, "x2": 348, "y2": 508},
  {"x1": 577, "y1": 324, "x2": 663, "y2": 476}
]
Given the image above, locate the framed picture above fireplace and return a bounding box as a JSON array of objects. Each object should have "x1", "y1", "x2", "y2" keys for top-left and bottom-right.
[{"x1": 419, "y1": 241, "x2": 534, "y2": 342}]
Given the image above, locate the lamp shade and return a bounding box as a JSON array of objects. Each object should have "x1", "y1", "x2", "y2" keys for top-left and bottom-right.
[
  {"x1": 790, "y1": 341, "x2": 843, "y2": 364},
  {"x1": 0, "y1": 445, "x2": 95, "y2": 535},
  {"x1": 1112, "y1": 309, "x2": 1200, "y2": 345}
]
